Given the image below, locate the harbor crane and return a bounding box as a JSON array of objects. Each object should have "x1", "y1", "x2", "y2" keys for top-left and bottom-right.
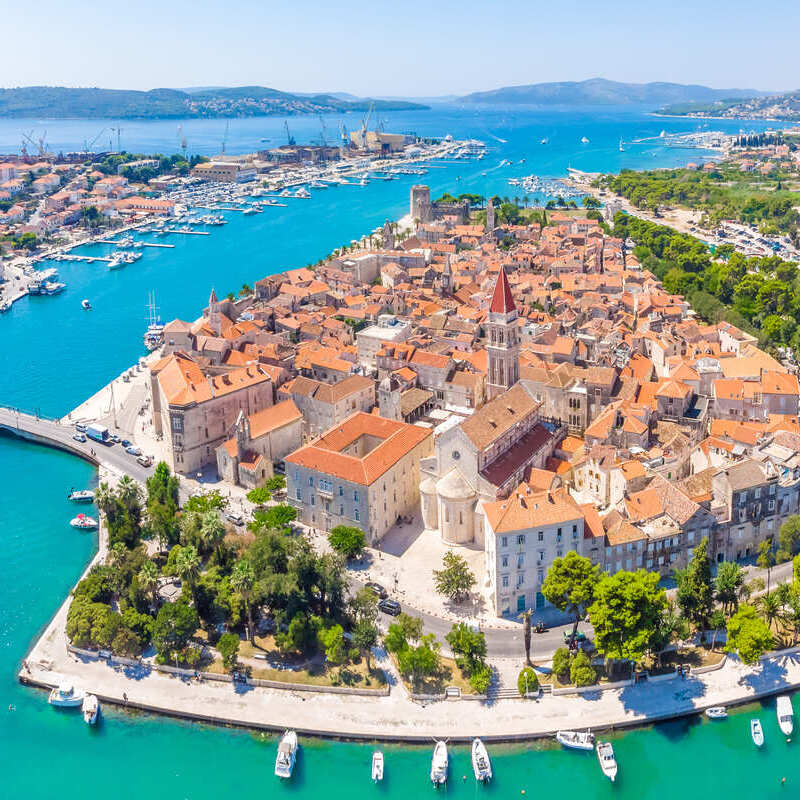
[
  {"x1": 355, "y1": 101, "x2": 375, "y2": 150},
  {"x1": 221, "y1": 121, "x2": 229, "y2": 155},
  {"x1": 22, "y1": 130, "x2": 49, "y2": 158},
  {"x1": 110, "y1": 126, "x2": 122, "y2": 152},
  {"x1": 284, "y1": 121, "x2": 296, "y2": 147},
  {"x1": 317, "y1": 114, "x2": 329, "y2": 147},
  {"x1": 83, "y1": 128, "x2": 106, "y2": 154},
  {"x1": 177, "y1": 125, "x2": 187, "y2": 158}
]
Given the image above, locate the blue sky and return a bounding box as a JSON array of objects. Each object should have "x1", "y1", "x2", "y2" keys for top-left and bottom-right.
[{"x1": 2, "y1": 0, "x2": 796, "y2": 95}]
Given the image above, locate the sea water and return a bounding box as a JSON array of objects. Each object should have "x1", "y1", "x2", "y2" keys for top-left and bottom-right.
[{"x1": 0, "y1": 107, "x2": 787, "y2": 798}]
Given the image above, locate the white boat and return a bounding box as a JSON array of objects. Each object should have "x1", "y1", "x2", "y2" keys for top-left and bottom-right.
[
  {"x1": 430, "y1": 740, "x2": 448, "y2": 786},
  {"x1": 581, "y1": 136, "x2": 590, "y2": 144},
  {"x1": 108, "y1": 253, "x2": 126, "y2": 270},
  {"x1": 556, "y1": 730, "x2": 595, "y2": 751},
  {"x1": 309, "y1": 180, "x2": 328, "y2": 189},
  {"x1": 596, "y1": 741, "x2": 617, "y2": 782},
  {"x1": 81, "y1": 299, "x2": 91, "y2": 310},
  {"x1": 371, "y1": 750, "x2": 384, "y2": 782},
  {"x1": 275, "y1": 730, "x2": 298, "y2": 778},
  {"x1": 471, "y1": 738, "x2": 492, "y2": 782},
  {"x1": 49, "y1": 684, "x2": 86, "y2": 707},
  {"x1": 0, "y1": 300, "x2": 10, "y2": 313},
  {"x1": 68, "y1": 489, "x2": 94, "y2": 503},
  {"x1": 619, "y1": 138, "x2": 625, "y2": 152},
  {"x1": 82, "y1": 694, "x2": 99, "y2": 725},
  {"x1": 70, "y1": 513, "x2": 98, "y2": 530},
  {"x1": 777, "y1": 695, "x2": 794, "y2": 736},
  {"x1": 751, "y1": 718, "x2": 764, "y2": 747},
  {"x1": 540, "y1": 137, "x2": 549, "y2": 145},
  {"x1": 705, "y1": 707, "x2": 728, "y2": 720},
  {"x1": 295, "y1": 188, "x2": 311, "y2": 199}
]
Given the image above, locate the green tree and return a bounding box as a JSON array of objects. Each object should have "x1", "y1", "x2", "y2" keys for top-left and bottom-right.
[
  {"x1": 757, "y1": 590, "x2": 782, "y2": 632},
  {"x1": 445, "y1": 622, "x2": 487, "y2": 673},
  {"x1": 264, "y1": 475, "x2": 286, "y2": 492},
  {"x1": 709, "y1": 609, "x2": 727, "y2": 650},
  {"x1": 433, "y1": 551, "x2": 476, "y2": 603},
  {"x1": 588, "y1": 569, "x2": 667, "y2": 670},
  {"x1": 231, "y1": 558, "x2": 256, "y2": 643},
  {"x1": 137, "y1": 559, "x2": 160, "y2": 612},
  {"x1": 152, "y1": 602, "x2": 198, "y2": 658},
  {"x1": 199, "y1": 511, "x2": 227, "y2": 561},
  {"x1": 253, "y1": 503, "x2": 296, "y2": 532},
  {"x1": 715, "y1": 561, "x2": 745, "y2": 615},
  {"x1": 174, "y1": 545, "x2": 201, "y2": 603},
  {"x1": 328, "y1": 525, "x2": 366, "y2": 559},
  {"x1": 246, "y1": 487, "x2": 272, "y2": 506},
  {"x1": 216, "y1": 632, "x2": 240, "y2": 671},
  {"x1": 757, "y1": 539, "x2": 776, "y2": 593},
  {"x1": 541, "y1": 551, "x2": 601, "y2": 637},
  {"x1": 384, "y1": 613, "x2": 423, "y2": 654},
  {"x1": 777, "y1": 516, "x2": 800, "y2": 563},
  {"x1": 569, "y1": 650, "x2": 597, "y2": 687},
  {"x1": 518, "y1": 666, "x2": 539, "y2": 696},
  {"x1": 396, "y1": 633, "x2": 440, "y2": 689},
  {"x1": 552, "y1": 647, "x2": 572, "y2": 680},
  {"x1": 184, "y1": 490, "x2": 227, "y2": 514},
  {"x1": 675, "y1": 538, "x2": 714, "y2": 627},
  {"x1": 349, "y1": 586, "x2": 378, "y2": 626},
  {"x1": 319, "y1": 623, "x2": 346, "y2": 665},
  {"x1": 725, "y1": 604, "x2": 773, "y2": 665},
  {"x1": 352, "y1": 618, "x2": 379, "y2": 670}
]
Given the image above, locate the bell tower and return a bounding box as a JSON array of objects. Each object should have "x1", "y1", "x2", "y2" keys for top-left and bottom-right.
[
  {"x1": 486, "y1": 266, "x2": 519, "y2": 399},
  {"x1": 208, "y1": 287, "x2": 221, "y2": 336}
]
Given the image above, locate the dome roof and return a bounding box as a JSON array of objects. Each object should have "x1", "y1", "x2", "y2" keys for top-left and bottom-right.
[
  {"x1": 420, "y1": 476, "x2": 438, "y2": 495},
  {"x1": 436, "y1": 468, "x2": 476, "y2": 500}
]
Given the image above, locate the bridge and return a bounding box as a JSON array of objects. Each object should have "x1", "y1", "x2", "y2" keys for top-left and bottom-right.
[{"x1": 0, "y1": 406, "x2": 154, "y2": 484}]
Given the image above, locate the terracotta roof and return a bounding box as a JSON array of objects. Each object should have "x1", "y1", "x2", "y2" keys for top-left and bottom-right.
[
  {"x1": 484, "y1": 487, "x2": 583, "y2": 533},
  {"x1": 460, "y1": 383, "x2": 539, "y2": 451},
  {"x1": 489, "y1": 266, "x2": 515, "y2": 314}
]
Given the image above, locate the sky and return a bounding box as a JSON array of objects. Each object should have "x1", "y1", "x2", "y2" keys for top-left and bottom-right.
[{"x1": 1, "y1": 0, "x2": 797, "y2": 96}]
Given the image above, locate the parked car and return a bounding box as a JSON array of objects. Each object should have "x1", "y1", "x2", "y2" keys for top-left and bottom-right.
[
  {"x1": 72, "y1": 432, "x2": 87, "y2": 443},
  {"x1": 121, "y1": 439, "x2": 132, "y2": 449},
  {"x1": 378, "y1": 598, "x2": 401, "y2": 616},
  {"x1": 365, "y1": 581, "x2": 388, "y2": 599},
  {"x1": 564, "y1": 630, "x2": 587, "y2": 643},
  {"x1": 125, "y1": 445, "x2": 142, "y2": 456},
  {"x1": 137, "y1": 455, "x2": 153, "y2": 467},
  {"x1": 109, "y1": 434, "x2": 121, "y2": 444},
  {"x1": 74, "y1": 423, "x2": 87, "y2": 433},
  {"x1": 225, "y1": 511, "x2": 245, "y2": 526}
]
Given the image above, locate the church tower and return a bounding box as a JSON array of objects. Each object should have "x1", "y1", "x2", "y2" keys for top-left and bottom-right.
[
  {"x1": 486, "y1": 266, "x2": 519, "y2": 399},
  {"x1": 486, "y1": 197, "x2": 495, "y2": 232},
  {"x1": 440, "y1": 253, "x2": 452, "y2": 294},
  {"x1": 208, "y1": 287, "x2": 221, "y2": 336},
  {"x1": 382, "y1": 219, "x2": 395, "y2": 250}
]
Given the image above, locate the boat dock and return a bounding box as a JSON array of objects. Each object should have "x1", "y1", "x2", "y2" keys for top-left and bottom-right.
[{"x1": 164, "y1": 229, "x2": 210, "y2": 235}]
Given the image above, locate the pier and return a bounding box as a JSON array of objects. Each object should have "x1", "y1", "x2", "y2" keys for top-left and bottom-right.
[{"x1": 164, "y1": 229, "x2": 210, "y2": 235}]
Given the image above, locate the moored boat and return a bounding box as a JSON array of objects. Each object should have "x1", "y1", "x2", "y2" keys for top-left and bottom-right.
[
  {"x1": 68, "y1": 489, "x2": 95, "y2": 503},
  {"x1": 705, "y1": 706, "x2": 728, "y2": 720},
  {"x1": 81, "y1": 299, "x2": 91, "y2": 310},
  {"x1": 777, "y1": 695, "x2": 794, "y2": 736},
  {"x1": 70, "y1": 513, "x2": 98, "y2": 529},
  {"x1": 471, "y1": 738, "x2": 492, "y2": 782},
  {"x1": 371, "y1": 750, "x2": 384, "y2": 782},
  {"x1": 49, "y1": 684, "x2": 86, "y2": 707},
  {"x1": 430, "y1": 740, "x2": 448, "y2": 786},
  {"x1": 751, "y1": 718, "x2": 764, "y2": 747},
  {"x1": 596, "y1": 741, "x2": 617, "y2": 782},
  {"x1": 275, "y1": 730, "x2": 298, "y2": 778},
  {"x1": 82, "y1": 694, "x2": 99, "y2": 724},
  {"x1": 556, "y1": 730, "x2": 595, "y2": 751}
]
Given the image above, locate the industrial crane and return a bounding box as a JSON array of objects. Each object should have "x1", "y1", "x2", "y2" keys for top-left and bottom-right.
[
  {"x1": 284, "y1": 121, "x2": 296, "y2": 147},
  {"x1": 221, "y1": 121, "x2": 229, "y2": 156},
  {"x1": 83, "y1": 128, "x2": 106, "y2": 154},
  {"x1": 177, "y1": 125, "x2": 188, "y2": 158}
]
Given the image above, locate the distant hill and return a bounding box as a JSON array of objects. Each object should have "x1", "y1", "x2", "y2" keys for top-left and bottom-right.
[
  {"x1": 459, "y1": 78, "x2": 768, "y2": 107},
  {"x1": 660, "y1": 90, "x2": 800, "y2": 121},
  {"x1": 0, "y1": 86, "x2": 429, "y2": 119}
]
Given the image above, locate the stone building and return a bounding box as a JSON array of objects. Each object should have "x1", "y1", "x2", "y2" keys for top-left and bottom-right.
[{"x1": 485, "y1": 267, "x2": 520, "y2": 399}]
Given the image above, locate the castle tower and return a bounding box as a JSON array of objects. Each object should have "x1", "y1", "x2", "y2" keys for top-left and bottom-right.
[
  {"x1": 440, "y1": 253, "x2": 452, "y2": 294},
  {"x1": 486, "y1": 197, "x2": 495, "y2": 232},
  {"x1": 382, "y1": 219, "x2": 395, "y2": 250},
  {"x1": 208, "y1": 287, "x2": 221, "y2": 336},
  {"x1": 410, "y1": 184, "x2": 431, "y2": 223},
  {"x1": 485, "y1": 266, "x2": 519, "y2": 399},
  {"x1": 378, "y1": 375, "x2": 403, "y2": 420}
]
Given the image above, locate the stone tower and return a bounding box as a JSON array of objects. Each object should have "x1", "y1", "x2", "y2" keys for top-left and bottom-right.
[
  {"x1": 486, "y1": 266, "x2": 519, "y2": 399},
  {"x1": 486, "y1": 197, "x2": 495, "y2": 232},
  {"x1": 208, "y1": 287, "x2": 221, "y2": 336},
  {"x1": 440, "y1": 253, "x2": 452, "y2": 294},
  {"x1": 378, "y1": 375, "x2": 403, "y2": 421},
  {"x1": 410, "y1": 184, "x2": 431, "y2": 223},
  {"x1": 382, "y1": 219, "x2": 395, "y2": 250},
  {"x1": 234, "y1": 409, "x2": 251, "y2": 460}
]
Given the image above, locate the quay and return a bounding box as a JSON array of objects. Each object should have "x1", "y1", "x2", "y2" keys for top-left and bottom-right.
[{"x1": 164, "y1": 228, "x2": 210, "y2": 235}]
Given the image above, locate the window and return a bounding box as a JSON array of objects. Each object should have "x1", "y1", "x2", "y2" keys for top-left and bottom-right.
[
  {"x1": 308, "y1": 476, "x2": 314, "y2": 487},
  {"x1": 501, "y1": 555, "x2": 509, "y2": 568},
  {"x1": 295, "y1": 488, "x2": 302, "y2": 501},
  {"x1": 501, "y1": 536, "x2": 508, "y2": 548},
  {"x1": 319, "y1": 478, "x2": 333, "y2": 493},
  {"x1": 294, "y1": 470, "x2": 299, "y2": 482},
  {"x1": 339, "y1": 486, "x2": 343, "y2": 496},
  {"x1": 517, "y1": 534, "x2": 526, "y2": 546},
  {"x1": 310, "y1": 495, "x2": 315, "y2": 506},
  {"x1": 502, "y1": 575, "x2": 509, "y2": 588},
  {"x1": 538, "y1": 531, "x2": 544, "y2": 542},
  {"x1": 354, "y1": 490, "x2": 359, "y2": 502},
  {"x1": 537, "y1": 568, "x2": 544, "y2": 583},
  {"x1": 517, "y1": 554, "x2": 525, "y2": 569},
  {"x1": 339, "y1": 505, "x2": 344, "y2": 516},
  {"x1": 354, "y1": 509, "x2": 360, "y2": 521},
  {"x1": 517, "y1": 573, "x2": 525, "y2": 588},
  {"x1": 537, "y1": 551, "x2": 545, "y2": 563}
]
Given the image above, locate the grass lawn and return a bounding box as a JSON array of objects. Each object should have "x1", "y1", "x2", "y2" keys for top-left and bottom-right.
[{"x1": 390, "y1": 653, "x2": 477, "y2": 695}]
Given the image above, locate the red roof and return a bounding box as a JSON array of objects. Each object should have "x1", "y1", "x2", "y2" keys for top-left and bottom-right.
[{"x1": 489, "y1": 266, "x2": 515, "y2": 314}]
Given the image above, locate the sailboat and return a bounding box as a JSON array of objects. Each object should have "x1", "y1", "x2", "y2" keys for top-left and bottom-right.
[
  {"x1": 619, "y1": 137, "x2": 625, "y2": 152},
  {"x1": 143, "y1": 291, "x2": 164, "y2": 352}
]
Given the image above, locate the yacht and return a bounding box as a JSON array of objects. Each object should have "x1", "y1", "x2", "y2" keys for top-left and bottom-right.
[
  {"x1": 0, "y1": 300, "x2": 10, "y2": 313},
  {"x1": 556, "y1": 730, "x2": 595, "y2": 751},
  {"x1": 471, "y1": 738, "x2": 492, "y2": 782},
  {"x1": 371, "y1": 750, "x2": 384, "y2": 782},
  {"x1": 279, "y1": 189, "x2": 291, "y2": 197},
  {"x1": 242, "y1": 206, "x2": 260, "y2": 216},
  {"x1": 777, "y1": 695, "x2": 794, "y2": 736},
  {"x1": 581, "y1": 136, "x2": 590, "y2": 144},
  {"x1": 430, "y1": 741, "x2": 448, "y2": 786},
  {"x1": 81, "y1": 299, "x2": 91, "y2": 310},
  {"x1": 49, "y1": 684, "x2": 86, "y2": 707},
  {"x1": 82, "y1": 694, "x2": 99, "y2": 725},
  {"x1": 705, "y1": 706, "x2": 728, "y2": 720},
  {"x1": 275, "y1": 730, "x2": 298, "y2": 778},
  {"x1": 108, "y1": 253, "x2": 126, "y2": 270},
  {"x1": 70, "y1": 513, "x2": 98, "y2": 530},
  {"x1": 68, "y1": 489, "x2": 94, "y2": 503},
  {"x1": 295, "y1": 188, "x2": 311, "y2": 199},
  {"x1": 309, "y1": 180, "x2": 328, "y2": 189},
  {"x1": 750, "y1": 718, "x2": 764, "y2": 747},
  {"x1": 43, "y1": 281, "x2": 65, "y2": 295},
  {"x1": 619, "y1": 138, "x2": 625, "y2": 152},
  {"x1": 596, "y1": 741, "x2": 617, "y2": 782},
  {"x1": 144, "y1": 292, "x2": 165, "y2": 352}
]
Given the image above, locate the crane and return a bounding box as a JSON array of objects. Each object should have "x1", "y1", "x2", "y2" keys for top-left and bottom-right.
[
  {"x1": 20, "y1": 129, "x2": 35, "y2": 160},
  {"x1": 339, "y1": 122, "x2": 349, "y2": 146},
  {"x1": 356, "y1": 101, "x2": 375, "y2": 150},
  {"x1": 37, "y1": 130, "x2": 48, "y2": 156},
  {"x1": 284, "y1": 121, "x2": 295, "y2": 147},
  {"x1": 221, "y1": 121, "x2": 229, "y2": 156},
  {"x1": 110, "y1": 126, "x2": 122, "y2": 152},
  {"x1": 177, "y1": 125, "x2": 187, "y2": 158}
]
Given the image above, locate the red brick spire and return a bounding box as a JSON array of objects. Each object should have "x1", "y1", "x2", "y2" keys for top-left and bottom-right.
[{"x1": 489, "y1": 266, "x2": 515, "y2": 314}]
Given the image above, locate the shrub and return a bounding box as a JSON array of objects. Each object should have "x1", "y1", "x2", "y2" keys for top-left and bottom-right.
[
  {"x1": 217, "y1": 632, "x2": 240, "y2": 671},
  {"x1": 246, "y1": 487, "x2": 272, "y2": 506},
  {"x1": 348, "y1": 646, "x2": 361, "y2": 664},
  {"x1": 469, "y1": 662, "x2": 492, "y2": 694},
  {"x1": 569, "y1": 651, "x2": 597, "y2": 687},
  {"x1": 517, "y1": 667, "x2": 539, "y2": 696},
  {"x1": 552, "y1": 646, "x2": 572, "y2": 679}
]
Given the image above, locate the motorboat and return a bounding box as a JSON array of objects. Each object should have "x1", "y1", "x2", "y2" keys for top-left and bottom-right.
[
  {"x1": 108, "y1": 253, "x2": 126, "y2": 270},
  {"x1": 0, "y1": 300, "x2": 10, "y2": 312},
  {"x1": 581, "y1": 136, "x2": 590, "y2": 144},
  {"x1": 309, "y1": 180, "x2": 328, "y2": 189},
  {"x1": 751, "y1": 718, "x2": 764, "y2": 747},
  {"x1": 596, "y1": 741, "x2": 617, "y2": 782},
  {"x1": 49, "y1": 684, "x2": 86, "y2": 707},
  {"x1": 430, "y1": 740, "x2": 448, "y2": 786},
  {"x1": 275, "y1": 730, "x2": 298, "y2": 778},
  {"x1": 556, "y1": 730, "x2": 595, "y2": 751},
  {"x1": 705, "y1": 707, "x2": 728, "y2": 720},
  {"x1": 777, "y1": 695, "x2": 794, "y2": 736},
  {"x1": 70, "y1": 513, "x2": 98, "y2": 530},
  {"x1": 81, "y1": 299, "x2": 91, "y2": 310},
  {"x1": 82, "y1": 694, "x2": 99, "y2": 725},
  {"x1": 43, "y1": 281, "x2": 66, "y2": 294},
  {"x1": 371, "y1": 750, "x2": 384, "y2": 782},
  {"x1": 471, "y1": 738, "x2": 492, "y2": 782},
  {"x1": 295, "y1": 188, "x2": 311, "y2": 199},
  {"x1": 540, "y1": 137, "x2": 549, "y2": 145},
  {"x1": 68, "y1": 489, "x2": 94, "y2": 503}
]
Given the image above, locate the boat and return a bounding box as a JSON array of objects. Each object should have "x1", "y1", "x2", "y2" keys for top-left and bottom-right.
[
  {"x1": 295, "y1": 188, "x2": 311, "y2": 199},
  {"x1": 81, "y1": 299, "x2": 91, "y2": 310},
  {"x1": 540, "y1": 137, "x2": 549, "y2": 145},
  {"x1": 751, "y1": 718, "x2": 764, "y2": 747},
  {"x1": 68, "y1": 489, "x2": 94, "y2": 503},
  {"x1": 581, "y1": 136, "x2": 590, "y2": 144},
  {"x1": 371, "y1": 750, "x2": 384, "y2": 782},
  {"x1": 596, "y1": 741, "x2": 617, "y2": 782},
  {"x1": 49, "y1": 684, "x2": 86, "y2": 707},
  {"x1": 471, "y1": 738, "x2": 492, "y2": 782},
  {"x1": 430, "y1": 740, "x2": 448, "y2": 786},
  {"x1": 309, "y1": 180, "x2": 328, "y2": 189},
  {"x1": 1, "y1": 300, "x2": 11, "y2": 312},
  {"x1": 144, "y1": 291, "x2": 165, "y2": 351},
  {"x1": 705, "y1": 706, "x2": 728, "y2": 720},
  {"x1": 556, "y1": 730, "x2": 595, "y2": 751},
  {"x1": 43, "y1": 281, "x2": 65, "y2": 295},
  {"x1": 777, "y1": 695, "x2": 794, "y2": 736},
  {"x1": 108, "y1": 253, "x2": 126, "y2": 270},
  {"x1": 274, "y1": 730, "x2": 298, "y2": 778},
  {"x1": 242, "y1": 207, "x2": 259, "y2": 216},
  {"x1": 70, "y1": 513, "x2": 98, "y2": 530},
  {"x1": 619, "y1": 137, "x2": 625, "y2": 152},
  {"x1": 82, "y1": 694, "x2": 99, "y2": 725}
]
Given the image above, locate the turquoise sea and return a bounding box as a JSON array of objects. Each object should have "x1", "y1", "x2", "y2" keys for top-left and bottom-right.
[{"x1": 0, "y1": 106, "x2": 791, "y2": 798}]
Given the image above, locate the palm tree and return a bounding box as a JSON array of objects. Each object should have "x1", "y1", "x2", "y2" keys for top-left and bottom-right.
[
  {"x1": 518, "y1": 610, "x2": 532, "y2": 666},
  {"x1": 231, "y1": 559, "x2": 256, "y2": 643},
  {"x1": 757, "y1": 539, "x2": 776, "y2": 593},
  {"x1": 117, "y1": 475, "x2": 141, "y2": 517},
  {"x1": 94, "y1": 482, "x2": 115, "y2": 517},
  {"x1": 758, "y1": 590, "x2": 782, "y2": 633},
  {"x1": 175, "y1": 545, "x2": 201, "y2": 603},
  {"x1": 714, "y1": 561, "x2": 745, "y2": 615},
  {"x1": 138, "y1": 559, "x2": 160, "y2": 612},
  {"x1": 200, "y1": 511, "x2": 226, "y2": 560}
]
